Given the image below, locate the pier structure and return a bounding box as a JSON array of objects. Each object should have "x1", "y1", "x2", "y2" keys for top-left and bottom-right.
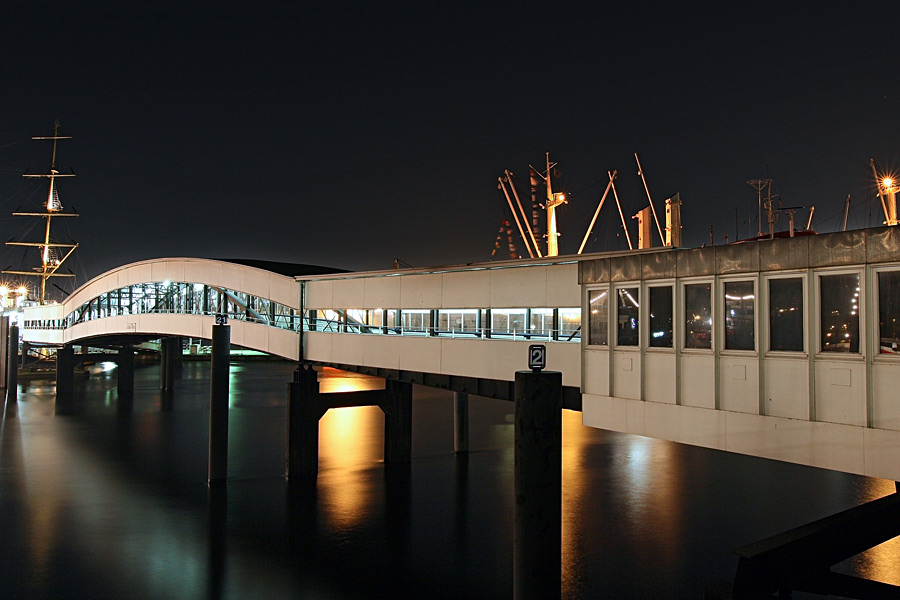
[{"x1": 13, "y1": 226, "x2": 900, "y2": 483}]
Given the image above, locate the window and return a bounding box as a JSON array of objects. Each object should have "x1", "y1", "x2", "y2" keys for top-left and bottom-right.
[
  {"x1": 616, "y1": 287, "x2": 640, "y2": 346},
  {"x1": 724, "y1": 280, "x2": 755, "y2": 350},
  {"x1": 648, "y1": 286, "x2": 673, "y2": 348},
  {"x1": 769, "y1": 277, "x2": 803, "y2": 351},
  {"x1": 588, "y1": 289, "x2": 608, "y2": 345},
  {"x1": 684, "y1": 283, "x2": 712, "y2": 349},
  {"x1": 878, "y1": 271, "x2": 900, "y2": 354},
  {"x1": 819, "y1": 273, "x2": 859, "y2": 353},
  {"x1": 558, "y1": 308, "x2": 581, "y2": 341}
]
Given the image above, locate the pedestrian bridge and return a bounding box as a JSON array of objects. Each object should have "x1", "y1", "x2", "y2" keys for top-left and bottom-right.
[{"x1": 18, "y1": 226, "x2": 900, "y2": 481}]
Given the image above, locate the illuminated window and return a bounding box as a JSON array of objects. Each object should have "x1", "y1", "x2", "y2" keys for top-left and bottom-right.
[
  {"x1": 684, "y1": 283, "x2": 711, "y2": 349},
  {"x1": 769, "y1": 277, "x2": 803, "y2": 352},
  {"x1": 588, "y1": 289, "x2": 608, "y2": 345},
  {"x1": 724, "y1": 280, "x2": 755, "y2": 351},
  {"x1": 819, "y1": 273, "x2": 859, "y2": 353},
  {"x1": 648, "y1": 286, "x2": 672, "y2": 348}
]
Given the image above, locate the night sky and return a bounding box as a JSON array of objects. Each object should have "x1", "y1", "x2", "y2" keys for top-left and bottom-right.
[{"x1": 0, "y1": 5, "x2": 897, "y2": 288}]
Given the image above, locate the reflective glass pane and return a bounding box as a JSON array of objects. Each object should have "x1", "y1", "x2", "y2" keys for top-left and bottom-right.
[
  {"x1": 616, "y1": 287, "x2": 639, "y2": 346},
  {"x1": 648, "y1": 286, "x2": 673, "y2": 348},
  {"x1": 769, "y1": 278, "x2": 803, "y2": 351},
  {"x1": 820, "y1": 273, "x2": 859, "y2": 353},
  {"x1": 588, "y1": 290, "x2": 608, "y2": 345},
  {"x1": 879, "y1": 271, "x2": 900, "y2": 353},
  {"x1": 724, "y1": 281, "x2": 755, "y2": 350},
  {"x1": 684, "y1": 283, "x2": 712, "y2": 349}
]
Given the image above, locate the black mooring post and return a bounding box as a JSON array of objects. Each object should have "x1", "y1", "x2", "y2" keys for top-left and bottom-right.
[
  {"x1": 56, "y1": 345, "x2": 75, "y2": 399},
  {"x1": 6, "y1": 325, "x2": 18, "y2": 402},
  {"x1": 514, "y1": 369, "x2": 562, "y2": 600},
  {"x1": 382, "y1": 379, "x2": 412, "y2": 463},
  {"x1": 208, "y1": 324, "x2": 230, "y2": 485},
  {"x1": 286, "y1": 365, "x2": 324, "y2": 480},
  {"x1": 117, "y1": 347, "x2": 135, "y2": 400},
  {"x1": 453, "y1": 391, "x2": 469, "y2": 453}
]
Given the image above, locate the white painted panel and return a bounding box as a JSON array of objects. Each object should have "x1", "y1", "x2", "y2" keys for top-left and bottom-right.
[
  {"x1": 583, "y1": 348, "x2": 609, "y2": 396},
  {"x1": 400, "y1": 274, "x2": 442, "y2": 308},
  {"x1": 305, "y1": 280, "x2": 334, "y2": 309},
  {"x1": 441, "y1": 270, "x2": 490, "y2": 308},
  {"x1": 864, "y1": 428, "x2": 900, "y2": 480},
  {"x1": 332, "y1": 278, "x2": 367, "y2": 308},
  {"x1": 218, "y1": 264, "x2": 243, "y2": 295},
  {"x1": 489, "y1": 341, "x2": 528, "y2": 382},
  {"x1": 361, "y1": 335, "x2": 402, "y2": 369},
  {"x1": 644, "y1": 352, "x2": 675, "y2": 404},
  {"x1": 269, "y1": 276, "x2": 299, "y2": 309},
  {"x1": 239, "y1": 267, "x2": 271, "y2": 299},
  {"x1": 490, "y1": 266, "x2": 547, "y2": 308},
  {"x1": 183, "y1": 260, "x2": 222, "y2": 287},
  {"x1": 612, "y1": 350, "x2": 641, "y2": 400},
  {"x1": 398, "y1": 336, "x2": 442, "y2": 373},
  {"x1": 719, "y1": 356, "x2": 759, "y2": 414},
  {"x1": 872, "y1": 361, "x2": 900, "y2": 430},
  {"x1": 680, "y1": 354, "x2": 715, "y2": 409},
  {"x1": 304, "y1": 331, "x2": 335, "y2": 363},
  {"x1": 440, "y1": 338, "x2": 494, "y2": 379},
  {"x1": 330, "y1": 332, "x2": 366, "y2": 366},
  {"x1": 582, "y1": 394, "x2": 628, "y2": 432},
  {"x1": 364, "y1": 277, "x2": 402, "y2": 309},
  {"x1": 269, "y1": 329, "x2": 299, "y2": 361},
  {"x1": 238, "y1": 322, "x2": 270, "y2": 354},
  {"x1": 551, "y1": 343, "x2": 582, "y2": 388},
  {"x1": 764, "y1": 358, "x2": 809, "y2": 420},
  {"x1": 814, "y1": 360, "x2": 866, "y2": 426},
  {"x1": 546, "y1": 263, "x2": 580, "y2": 307}
]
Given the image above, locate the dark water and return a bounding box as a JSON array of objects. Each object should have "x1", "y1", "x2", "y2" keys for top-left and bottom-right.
[{"x1": 1, "y1": 360, "x2": 898, "y2": 599}]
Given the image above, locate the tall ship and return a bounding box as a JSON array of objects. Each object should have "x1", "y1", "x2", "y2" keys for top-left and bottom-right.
[{"x1": 4, "y1": 121, "x2": 79, "y2": 305}]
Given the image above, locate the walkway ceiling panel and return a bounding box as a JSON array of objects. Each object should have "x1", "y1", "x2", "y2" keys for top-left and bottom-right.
[
  {"x1": 546, "y1": 263, "x2": 580, "y2": 307},
  {"x1": 304, "y1": 280, "x2": 333, "y2": 309},
  {"x1": 400, "y1": 274, "x2": 442, "y2": 309},
  {"x1": 119, "y1": 263, "x2": 153, "y2": 287},
  {"x1": 441, "y1": 271, "x2": 489, "y2": 308},
  {"x1": 490, "y1": 266, "x2": 547, "y2": 308},
  {"x1": 363, "y1": 277, "x2": 401, "y2": 309},
  {"x1": 332, "y1": 278, "x2": 366, "y2": 309}
]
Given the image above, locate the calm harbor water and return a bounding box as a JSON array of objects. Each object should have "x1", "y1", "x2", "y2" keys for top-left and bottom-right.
[{"x1": 1, "y1": 360, "x2": 899, "y2": 599}]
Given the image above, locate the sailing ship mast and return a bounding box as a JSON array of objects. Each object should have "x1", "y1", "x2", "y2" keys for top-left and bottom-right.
[{"x1": 4, "y1": 121, "x2": 79, "y2": 303}]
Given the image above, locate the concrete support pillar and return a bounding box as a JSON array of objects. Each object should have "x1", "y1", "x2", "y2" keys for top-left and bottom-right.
[
  {"x1": 0, "y1": 315, "x2": 8, "y2": 389},
  {"x1": 161, "y1": 337, "x2": 177, "y2": 393},
  {"x1": 514, "y1": 370, "x2": 562, "y2": 600},
  {"x1": 56, "y1": 345, "x2": 76, "y2": 399},
  {"x1": 172, "y1": 336, "x2": 183, "y2": 377},
  {"x1": 286, "y1": 365, "x2": 325, "y2": 480},
  {"x1": 208, "y1": 324, "x2": 230, "y2": 485},
  {"x1": 6, "y1": 325, "x2": 18, "y2": 402},
  {"x1": 117, "y1": 347, "x2": 135, "y2": 400},
  {"x1": 453, "y1": 391, "x2": 469, "y2": 453},
  {"x1": 381, "y1": 379, "x2": 412, "y2": 463}
]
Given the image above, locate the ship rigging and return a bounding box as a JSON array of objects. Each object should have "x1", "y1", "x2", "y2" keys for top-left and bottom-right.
[{"x1": 3, "y1": 121, "x2": 79, "y2": 304}]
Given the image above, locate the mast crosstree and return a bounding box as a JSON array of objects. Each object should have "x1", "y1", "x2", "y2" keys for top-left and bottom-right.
[{"x1": 4, "y1": 121, "x2": 79, "y2": 303}]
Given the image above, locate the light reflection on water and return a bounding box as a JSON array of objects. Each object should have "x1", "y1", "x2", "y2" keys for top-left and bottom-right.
[{"x1": 2, "y1": 360, "x2": 899, "y2": 598}]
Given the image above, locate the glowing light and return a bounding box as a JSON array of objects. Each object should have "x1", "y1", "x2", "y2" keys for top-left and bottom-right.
[{"x1": 884, "y1": 177, "x2": 894, "y2": 189}]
